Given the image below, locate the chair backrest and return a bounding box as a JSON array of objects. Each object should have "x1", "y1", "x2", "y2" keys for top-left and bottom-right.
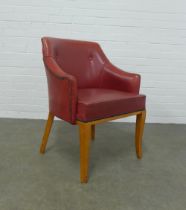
[{"x1": 42, "y1": 37, "x2": 108, "y2": 88}]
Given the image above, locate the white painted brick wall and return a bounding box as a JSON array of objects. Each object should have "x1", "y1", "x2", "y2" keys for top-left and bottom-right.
[{"x1": 0, "y1": 0, "x2": 186, "y2": 123}]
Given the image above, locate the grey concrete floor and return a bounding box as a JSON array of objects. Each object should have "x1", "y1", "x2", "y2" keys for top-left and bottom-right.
[{"x1": 0, "y1": 118, "x2": 186, "y2": 210}]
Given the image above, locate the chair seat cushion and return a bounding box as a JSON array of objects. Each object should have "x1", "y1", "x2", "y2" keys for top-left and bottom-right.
[{"x1": 77, "y1": 88, "x2": 146, "y2": 122}]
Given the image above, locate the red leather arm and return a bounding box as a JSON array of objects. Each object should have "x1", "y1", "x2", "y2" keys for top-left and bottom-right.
[
  {"x1": 100, "y1": 62, "x2": 141, "y2": 94},
  {"x1": 44, "y1": 57, "x2": 77, "y2": 124}
]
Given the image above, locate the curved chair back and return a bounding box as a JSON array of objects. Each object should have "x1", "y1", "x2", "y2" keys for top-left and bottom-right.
[{"x1": 42, "y1": 37, "x2": 107, "y2": 88}]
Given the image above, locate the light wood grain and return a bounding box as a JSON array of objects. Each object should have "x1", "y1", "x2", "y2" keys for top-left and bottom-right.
[
  {"x1": 79, "y1": 123, "x2": 91, "y2": 183},
  {"x1": 40, "y1": 112, "x2": 54, "y2": 154},
  {"x1": 77, "y1": 111, "x2": 142, "y2": 126},
  {"x1": 40, "y1": 110, "x2": 146, "y2": 183},
  {"x1": 135, "y1": 110, "x2": 146, "y2": 159}
]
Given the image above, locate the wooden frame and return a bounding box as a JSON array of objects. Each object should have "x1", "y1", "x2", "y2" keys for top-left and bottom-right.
[
  {"x1": 40, "y1": 110, "x2": 146, "y2": 183},
  {"x1": 40, "y1": 112, "x2": 54, "y2": 154}
]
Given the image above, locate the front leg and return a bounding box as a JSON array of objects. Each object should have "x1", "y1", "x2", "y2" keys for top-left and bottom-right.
[
  {"x1": 79, "y1": 123, "x2": 91, "y2": 183},
  {"x1": 135, "y1": 110, "x2": 146, "y2": 159},
  {"x1": 40, "y1": 112, "x2": 54, "y2": 154}
]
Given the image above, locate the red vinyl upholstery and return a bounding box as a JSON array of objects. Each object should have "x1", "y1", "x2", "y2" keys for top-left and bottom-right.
[
  {"x1": 42, "y1": 37, "x2": 146, "y2": 124},
  {"x1": 77, "y1": 89, "x2": 145, "y2": 122}
]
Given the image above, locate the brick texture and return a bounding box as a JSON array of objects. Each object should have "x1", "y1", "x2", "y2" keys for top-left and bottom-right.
[{"x1": 0, "y1": 0, "x2": 186, "y2": 123}]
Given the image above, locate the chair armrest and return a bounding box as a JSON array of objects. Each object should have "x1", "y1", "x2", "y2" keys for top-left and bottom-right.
[
  {"x1": 44, "y1": 57, "x2": 77, "y2": 124},
  {"x1": 100, "y1": 62, "x2": 141, "y2": 94}
]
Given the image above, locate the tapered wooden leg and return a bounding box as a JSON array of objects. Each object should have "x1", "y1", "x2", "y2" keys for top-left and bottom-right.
[
  {"x1": 91, "y1": 124, "x2": 95, "y2": 140},
  {"x1": 135, "y1": 110, "x2": 146, "y2": 159},
  {"x1": 79, "y1": 123, "x2": 91, "y2": 183},
  {"x1": 40, "y1": 112, "x2": 54, "y2": 154}
]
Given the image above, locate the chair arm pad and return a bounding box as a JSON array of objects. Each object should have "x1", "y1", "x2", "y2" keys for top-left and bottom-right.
[
  {"x1": 100, "y1": 62, "x2": 141, "y2": 94},
  {"x1": 44, "y1": 57, "x2": 77, "y2": 124}
]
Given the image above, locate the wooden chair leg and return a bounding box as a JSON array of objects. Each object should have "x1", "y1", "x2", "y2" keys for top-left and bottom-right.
[
  {"x1": 79, "y1": 123, "x2": 91, "y2": 183},
  {"x1": 91, "y1": 124, "x2": 95, "y2": 140},
  {"x1": 135, "y1": 110, "x2": 146, "y2": 159},
  {"x1": 40, "y1": 112, "x2": 54, "y2": 154}
]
